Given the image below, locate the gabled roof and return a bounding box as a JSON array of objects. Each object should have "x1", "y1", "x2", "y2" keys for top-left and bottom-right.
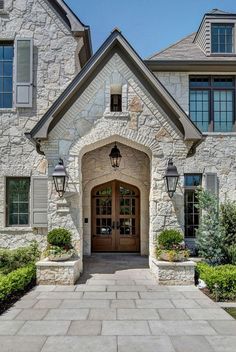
[
  {"x1": 27, "y1": 30, "x2": 202, "y2": 143},
  {"x1": 46, "y1": 0, "x2": 92, "y2": 61}
]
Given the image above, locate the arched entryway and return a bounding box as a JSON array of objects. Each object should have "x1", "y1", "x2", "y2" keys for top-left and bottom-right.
[{"x1": 91, "y1": 180, "x2": 140, "y2": 252}]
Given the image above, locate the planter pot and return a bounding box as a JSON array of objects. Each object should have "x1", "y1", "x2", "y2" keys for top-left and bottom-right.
[
  {"x1": 48, "y1": 252, "x2": 73, "y2": 262},
  {"x1": 158, "y1": 251, "x2": 188, "y2": 262}
]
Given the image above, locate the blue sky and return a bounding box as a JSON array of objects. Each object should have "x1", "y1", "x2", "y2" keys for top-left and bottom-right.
[{"x1": 66, "y1": 0, "x2": 236, "y2": 58}]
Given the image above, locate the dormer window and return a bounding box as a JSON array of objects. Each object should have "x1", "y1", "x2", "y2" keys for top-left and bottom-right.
[
  {"x1": 110, "y1": 85, "x2": 122, "y2": 112},
  {"x1": 211, "y1": 24, "x2": 234, "y2": 53}
]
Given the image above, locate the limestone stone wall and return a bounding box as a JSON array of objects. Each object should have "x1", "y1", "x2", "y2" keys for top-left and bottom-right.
[{"x1": 0, "y1": 0, "x2": 85, "y2": 248}]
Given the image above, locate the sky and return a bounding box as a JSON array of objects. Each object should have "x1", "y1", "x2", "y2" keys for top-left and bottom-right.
[{"x1": 66, "y1": 0, "x2": 236, "y2": 59}]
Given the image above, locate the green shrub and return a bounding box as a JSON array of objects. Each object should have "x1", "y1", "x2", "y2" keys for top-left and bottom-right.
[
  {"x1": 158, "y1": 229, "x2": 183, "y2": 250},
  {"x1": 0, "y1": 242, "x2": 40, "y2": 275},
  {"x1": 47, "y1": 228, "x2": 72, "y2": 247},
  {"x1": 226, "y1": 244, "x2": 236, "y2": 265},
  {"x1": 196, "y1": 262, "x2": 236, "y2": 301},
  {"x1": 0, "y1": 265, "x2": 36, "y2": 306},
  {"x1": 221, "y1": 201, "x2": 236, "y2": 247},
  {"x1": 195, "y1": 188, "x2": 225, "y2": 265}
]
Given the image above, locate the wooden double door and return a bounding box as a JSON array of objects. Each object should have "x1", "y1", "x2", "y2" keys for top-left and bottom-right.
[{"x1": 92, "y1": 180, "x2": 140, "y2": 252}]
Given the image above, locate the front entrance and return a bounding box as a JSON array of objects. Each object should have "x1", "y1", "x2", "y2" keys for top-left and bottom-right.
[{"x1": 92, "y1": 180, "x2": 140, "y2": 252}]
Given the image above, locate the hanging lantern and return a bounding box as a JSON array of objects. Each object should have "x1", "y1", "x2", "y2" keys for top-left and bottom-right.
[
  {"x1": 52, "y1": 158, "x2": 68, "y2": 197},
  {"x1": 164, "y1": 159, "x2": 180, "y2": 198},
  {"x1": 109, "y1": 143, "x2": 122, "y2": 169}
]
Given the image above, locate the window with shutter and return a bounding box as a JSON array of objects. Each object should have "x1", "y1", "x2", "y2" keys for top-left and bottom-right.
[
  {"x1": 15, "y1": 38, "x2": 33, "y2": 107},
  {"x1": 205, "y1": 173, "x2": 218, "y2": 196},
  {"x1": 31, "y1": 177, "x2": 48, "y2": 228},
  {"x1": 0, "y1": 1, "x2": 4, "y2": 10}
]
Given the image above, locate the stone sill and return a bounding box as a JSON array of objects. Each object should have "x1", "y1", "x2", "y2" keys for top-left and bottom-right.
[
  {"x1": 152, "y1": 259, "x2": 196, "y2": 267},
  {"x1": 104, "y1": 111, "x2": 130, "y2": 119},
  {"x1": 0, "y1": 227, "x2": 33, "y2": 233},
  {"x1": 0, "y1": 10, "x2": 9, "y2": 15},
  {"x1": 0, "y1": 108, "x2": 17, "y2": 113}
]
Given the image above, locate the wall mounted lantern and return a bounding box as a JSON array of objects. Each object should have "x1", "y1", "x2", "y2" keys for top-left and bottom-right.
[
  {"x1": 164, "y1": 159, "x2": 180, "y2": 198},
  {"x1": 52, "y1": 158, "x2": 68, "y2": 198},
  {"x1": 109, "y1": 143, "x2": 122, "y2": 169}
]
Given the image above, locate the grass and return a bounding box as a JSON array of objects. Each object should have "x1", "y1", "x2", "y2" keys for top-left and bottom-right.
[{"x1": 225, "y1": 308, "x2": 236, "y2": 319}]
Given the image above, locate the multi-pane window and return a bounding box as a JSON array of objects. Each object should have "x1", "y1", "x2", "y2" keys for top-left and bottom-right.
[
  {"x1": 6, "y1": 178, "x2": 30, "y2": 226},
  {"x1": 189, "y1": 76, "x2": 234, "y2": 132},
  {"x1": 211, "y1": 24, "x2": 234, "y2": 53},
  {"x1": 184, "y1": 174, "x2": 202, "y2": 238},
  {"x1": 0, "y1": 43, "x2": 13, "y2": 108}
]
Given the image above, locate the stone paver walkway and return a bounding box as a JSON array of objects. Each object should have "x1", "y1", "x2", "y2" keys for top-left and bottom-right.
[{"x1": 0, "y1": 254, "x2": 236, "y2": 352}]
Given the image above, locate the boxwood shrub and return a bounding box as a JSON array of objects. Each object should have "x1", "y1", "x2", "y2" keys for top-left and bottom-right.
[
  {"x1": 197, "y1": 262, "x2": 236, "y2": 301},
  {"x1": 158, "y1": 229, "x2": 183, "y2": 249},
  {"x1": 47, "y1": 228, "x2": 72, "y2": 247},
  {"x1": 0, "y1": 265, "x2": 36, "y2": 307}
]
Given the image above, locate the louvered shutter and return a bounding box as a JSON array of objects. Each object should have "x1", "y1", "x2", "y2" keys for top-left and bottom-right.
[
  {"x1": 0, "y1": 1, "x2": 4, "y2": 10},
  {"x1": 31, "y1": 177, "x2": 48, "y2": 228},
  {"x1": 205, "y1": 173, "x2": 218, "y2": 196},
  {"x1": 15, "y1": 38, "x2": 33, "y2": 107}
]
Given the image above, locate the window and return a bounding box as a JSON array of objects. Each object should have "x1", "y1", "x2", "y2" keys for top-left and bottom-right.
[
  {"x1": 0, "y1": 42, "x2": 13, "y2": 108},
  {"x1": 189, "y1": 76, "x2": 235, "y2": 132},
  {"x1": 211, "y1": 24, "x2": 234, "y2": 53},
  {"x1": 0, "y1": 1, "x2": 4, "y2": 10},
  {"x1": 184, "y1": 174, "x2": 202, "y2": 238},
  {"x1": 111, "y1": 94, "x2": 122, "y2": 112},
  {"x1": 6, "y1": 178, "x2": 30, "y2": 226}
]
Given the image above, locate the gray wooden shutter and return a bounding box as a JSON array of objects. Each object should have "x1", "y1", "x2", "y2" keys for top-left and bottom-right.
[
  {"x1": 15, "y1": 38, "x2": 33, "y2": 107},
  {"x1": 31, "y1": 177, "x2": 48, "y2": 228},
  {"x1": 0, "y1": 1, "x2": 4, "y2": 10},
  {"x1": 205, "y1": 173, "x2": 218, "y2": 196}
]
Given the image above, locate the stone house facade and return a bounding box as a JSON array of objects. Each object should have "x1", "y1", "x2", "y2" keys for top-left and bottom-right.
[{"x1": 0, "y1": 3, "x2": 236, "y2": 270}]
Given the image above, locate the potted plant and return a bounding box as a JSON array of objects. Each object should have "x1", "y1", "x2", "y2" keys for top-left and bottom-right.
[
  {"x1": 44, "y1": 228, "x2": 76, "y2": 261},
  {"x1": 156, "y1": 229, "x2": 190, "y2": 262}
]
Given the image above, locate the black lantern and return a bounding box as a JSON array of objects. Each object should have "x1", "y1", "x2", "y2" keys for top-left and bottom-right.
[
  {"x1": 109, "y1": 143, "x2": 122, "y2": 169},
  {"x1": 164, "y1": 159, "x2": 180, "y2": 198},
  {"x1": 52, "y1": 158, "x2": 68, "y2": 197}
]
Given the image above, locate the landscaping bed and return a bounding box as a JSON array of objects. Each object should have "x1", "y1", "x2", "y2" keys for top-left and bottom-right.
[
  {"x1": 225, "y1": 308, "x2": 236, "y2": 319},
  {"x1": 0, "y1": 242, "x2": 39, "y2": 314}
]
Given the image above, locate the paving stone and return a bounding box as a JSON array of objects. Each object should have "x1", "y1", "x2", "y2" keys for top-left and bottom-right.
[
  {"x1": 0, "y1": 308, "x2": 21, "y2": 320},
  {"x1": 182, "y1": 291, "x2": 207, "y2": 299},
  {"x1": 34, "y1": 286, "x2": 55, "y2": 292},
  {"x1": 139, "y1": 292, "x2": 185, "y2": 300},
  {"x1": 18, "y1": 321, "x2": 70, "y2": 336},
  {"x1": 146, "y1": 285, "x2": 170, "y2": 291},
  {"x1": 136, "y1": 299, "x2": 174, "y2": 308},
  {"x1": 21, "y1": 291, "x2": 40, "y2": 300},
  {"x1": 68, "y1": 321, "x2": 102, "y2": 335},
  {"x1": 44, "y1": 308, "x2": 89, "y2": 320},
  {"x1": 209, "y1": 320, "x2": 236, "y2": 335},
  {"x1": 102, "y1": 320, "x2": 150, "y2": 335},
  {"x1": 134, "y1": 280, "x2": 158, "y2": 286},
  {"x1": 117, "y1": 292, "x2": 139, "y2": 299},
  {"x1": 185, "y1": 308, "x2": 234, "y2": 320},
  {"x1": 194, "y1": 299, "x2": 219, "y2": 308},
  {"x1": 167, "y1": 286, "x2": 199, "y2": 292},
  {"x1": 158, "y1": 308, "x2": 190, "y2": 320},
  {"x1": 118, "y1": 335, "x2": 175, "y2": 352},
  {"x1": 117, "y1": 308, "x2": 159, "y2": 320},
  {"x1": 37, "y1": 292, "x2": 83, "y2": 300},
  {"x1": 171, "y1": 335, "x2": 214, "y2": 352},
  {"x1": 171, "y1": 299, "x2": 200, "y2": 308},
  {"x1": 0, "y1": 321, "x2": 25, "y2": 335},
  {"x1": 83, "y1": 292, "x2": 116, "y2": 299},
  {"x1": 107, "y1": 285, "x2": 147, "y2": 292},
  {"x1": 61, "y1": 299, "x2": 110, "y2": 308},
  {"x1": 111, "y1": 299, "x2": 136, "y2": 308},
  {"x1": 33, "y1": 299, "x2": 62, "y2": 309},
  {"x1": 53, "y1": 286, "x2": 76, "y2": 292},
  {"x1": 15, "y1": 309, "x2": 48, "y2": 320},
  {"x1": 41, "y1": 336, "x2": 117, "y2": 352},
  {"x1": 75, "y1": 285, "x2": 107, "y2": 292},
  {"x1": 206, "y1": 336, "x2": 236, "y2": 352},
  {"x1": 0, "y1": 336, "x2": 47, "y2": 352},
  {"x1": 149, "y1": 320, "x2": 217, "y2": 336},
  {"x1": 115, "y1": 280, "x2": 135, "y2": 285},
  {"x1": 87, "y1": 279, "x2": 116, "y2": 285},
  {"x1": 14, "y1": 299, "x2": 38, "y2": 309},
  {"x1": 89, "y1": 308, "x2": 116, "y2": 320}
]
